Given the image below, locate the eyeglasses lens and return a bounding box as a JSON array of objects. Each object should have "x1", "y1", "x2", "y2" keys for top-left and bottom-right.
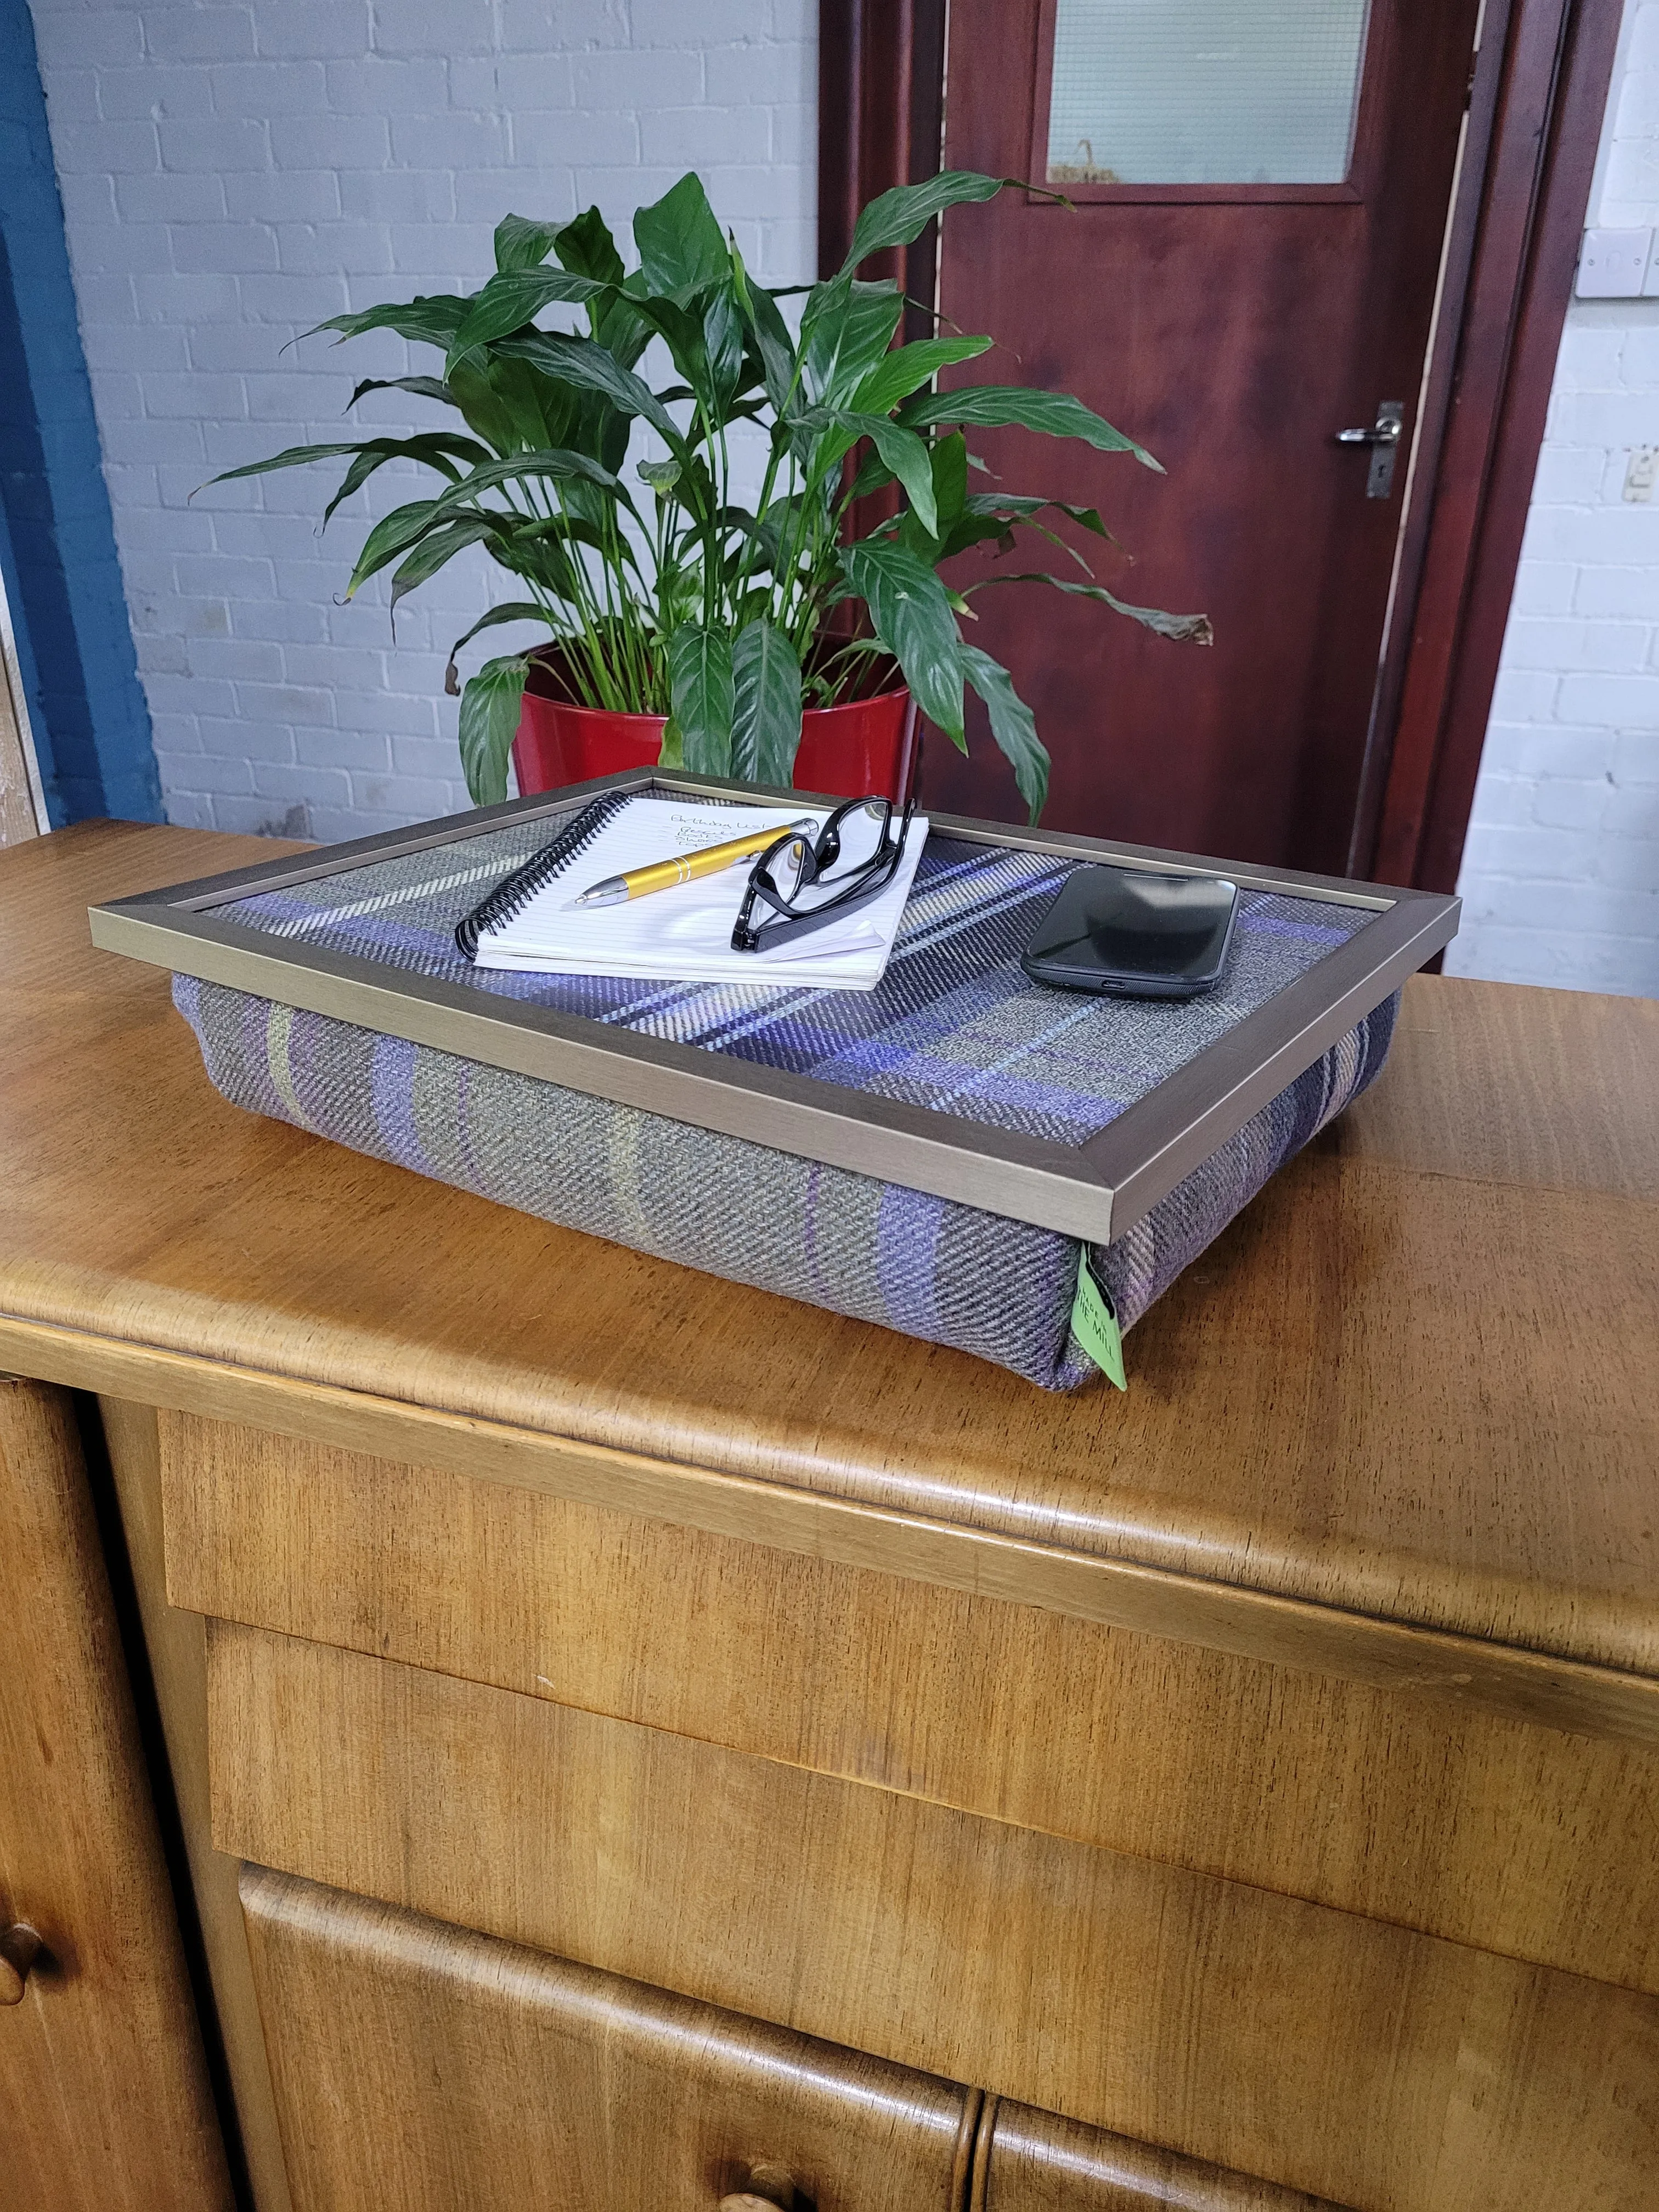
[
  {"x1": 766, "y1": 834, "x2": 811, "y2": 905},
  {"x1": 787, "y1": 801, "x2": 890, "y2": 910}
]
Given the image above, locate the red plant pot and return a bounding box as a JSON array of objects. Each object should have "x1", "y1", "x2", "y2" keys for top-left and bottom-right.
[{"x1": 512, "y1": 680, "x2": 918, "y2": 806}]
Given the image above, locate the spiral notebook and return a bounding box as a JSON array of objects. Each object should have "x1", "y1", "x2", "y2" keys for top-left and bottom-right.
[{"x1": 456, "y1": 790, "x2": 929, "y2": 989}]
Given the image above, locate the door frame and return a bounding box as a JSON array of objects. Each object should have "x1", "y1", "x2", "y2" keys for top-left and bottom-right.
[
  {"x1": 818, "y1": 0, "x2": 1624, "y2": 893},
  {"x1": 0, "y1": 559, "x2": 47, "y2": 842}
]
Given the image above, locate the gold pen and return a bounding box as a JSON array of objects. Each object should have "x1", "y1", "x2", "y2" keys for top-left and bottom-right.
[{"x1": 569, "y1": 816, "x2": 819, "y2": 909}]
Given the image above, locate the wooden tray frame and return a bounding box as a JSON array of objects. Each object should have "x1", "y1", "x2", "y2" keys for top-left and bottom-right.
[{"x1": 88, "y1": 768, "x2": 1459, "y2": 1244}]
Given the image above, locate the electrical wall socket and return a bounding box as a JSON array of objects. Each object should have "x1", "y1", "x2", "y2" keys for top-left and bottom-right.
[
  {"x1": 1578, "y1": 228, "x2": 1655, "y2": 298},
  {"x1": 1623, "y1": 448, "x2": 1657, "y2": 505}
]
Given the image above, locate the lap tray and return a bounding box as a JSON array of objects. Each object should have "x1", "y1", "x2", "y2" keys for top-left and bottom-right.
[{"x1": 90, "y1": 771, "x2": 1458, "y2": 1391}]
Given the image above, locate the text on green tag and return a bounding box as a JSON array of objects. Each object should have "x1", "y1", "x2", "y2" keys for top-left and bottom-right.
[{"x1": 1071, "y1": 1248, "x2": 1126, "y2": 1391}]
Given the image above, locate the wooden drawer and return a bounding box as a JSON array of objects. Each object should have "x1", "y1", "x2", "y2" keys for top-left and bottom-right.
[
  {"x1": 240, "y1": 1863, "x2": 978, "y2": 2212},
  {"x1": 206, "y1": 1620, "x2": 1659, "y2": 2212},
  {"x1": 160, "y1": 1410, "x2": 1659, "y2": 1997},
  {"x1": 242, "y1": 1864, "x2": 1358, "y2": 2212},
  {"x1": 973, "y1": 2100, "x2": 1348, "y2": 2210}
]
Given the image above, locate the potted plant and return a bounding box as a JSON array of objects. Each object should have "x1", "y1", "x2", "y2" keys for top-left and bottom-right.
[{"x1": 213, "y1": 170, "x2": 1209, "y2": 821}]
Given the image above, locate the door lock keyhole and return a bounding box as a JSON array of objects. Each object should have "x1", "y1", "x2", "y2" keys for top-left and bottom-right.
[{"x1": 1335, "y1": 400, "x2": 1405, "y2": 498}]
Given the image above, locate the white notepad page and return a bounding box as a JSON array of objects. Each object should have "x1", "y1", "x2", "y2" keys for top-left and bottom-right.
[{"x1": 472, "y1": 794, "x2": 929, "y2": 990}]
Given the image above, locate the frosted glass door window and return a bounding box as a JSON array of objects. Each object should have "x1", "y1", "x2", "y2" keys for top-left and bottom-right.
[{"x1": 1046, "y1": 0, "x2": 1373, "y2": 185}]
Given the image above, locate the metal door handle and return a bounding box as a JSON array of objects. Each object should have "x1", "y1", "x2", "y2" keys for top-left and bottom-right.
[{"x1": 1335, "y1": 401, "x2": 1405, "y2": 498}]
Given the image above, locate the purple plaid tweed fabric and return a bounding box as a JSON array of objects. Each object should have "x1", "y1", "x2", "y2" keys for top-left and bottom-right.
[
  {"x1": 210, "y1": 799, "x2": 1379, "y2": 1147},
  {"x1": 171, "y1": 973, "x2": 1398, "y2": 1392}
]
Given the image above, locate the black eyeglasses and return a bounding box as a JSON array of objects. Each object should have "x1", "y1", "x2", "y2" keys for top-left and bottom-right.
[{"x1": 731, "y1": 794, "x2": 913, "y2": 953}]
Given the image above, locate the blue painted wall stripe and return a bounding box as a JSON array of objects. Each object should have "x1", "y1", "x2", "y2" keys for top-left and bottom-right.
[{"x1": 0, "y1": 0, "x2": 159, "y2": 825}]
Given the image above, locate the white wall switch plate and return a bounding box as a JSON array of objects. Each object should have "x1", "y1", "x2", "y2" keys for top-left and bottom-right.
[
  {"x1": 1578, "y1": 228, "x2": 1654, "y2": 298},
  {"x1": 1623, "y1": 448, "x2": 1657, "y2": 505}
]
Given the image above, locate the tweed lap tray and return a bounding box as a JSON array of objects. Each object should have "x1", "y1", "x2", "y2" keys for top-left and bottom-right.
[
  {"x1": 174, "y1": 966, "x2": 1396, "y2": 1390},
  {"x1": 93, "y1": 775, "x2": 1456, "y2": 1390}
]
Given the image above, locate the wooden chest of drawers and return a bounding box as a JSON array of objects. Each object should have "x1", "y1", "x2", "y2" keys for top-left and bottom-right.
[
  {"x1": 159, "y1": 1409, "x2": 1658, "y2": 2212},
  {"x1": 4, "y1": 824, "x2": 1657, "y2": 2212}
]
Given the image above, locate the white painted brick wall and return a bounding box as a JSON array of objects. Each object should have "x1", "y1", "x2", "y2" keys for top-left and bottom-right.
[
  {"x1": 29, "y1": 0, "x2": 816, "y2": 840},
  {"x1": 1447, "y1": 0, "x2": 1659, "y2": 997}
]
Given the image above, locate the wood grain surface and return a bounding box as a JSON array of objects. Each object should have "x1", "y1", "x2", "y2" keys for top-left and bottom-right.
[
  {"x1": 97, "y1": 1399, "x2": 293, "y2": 2212},
  {"x1": 1, "y1": 820, "x2": 1656, "y2": 1688},
  {"x1": 161, "y1": 1410, "x2": 1659, "y2": 1996},
  {"x1": 973, "y1": 2097, "x2": 1347, "y2": 2211},
  {"x1": 240, "y1": 1862, "x2": 979, "y2": 2212},
  {"x1": 0, "y1": 1379, "x2": 229, "y2": 2210},
  {"x1": 206, "y1": 1621, "x2": 1659, "y2": 2212}
]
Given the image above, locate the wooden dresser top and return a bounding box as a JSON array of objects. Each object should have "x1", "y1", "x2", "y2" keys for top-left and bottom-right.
[{"x1": 3, "y1": 821, "x2": 1656, "y2": 1688}]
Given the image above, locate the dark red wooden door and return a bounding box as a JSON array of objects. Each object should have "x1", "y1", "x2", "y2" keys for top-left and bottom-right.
[{"x1": 928, "y1": 0, "x2": 1481, "y2": 871}]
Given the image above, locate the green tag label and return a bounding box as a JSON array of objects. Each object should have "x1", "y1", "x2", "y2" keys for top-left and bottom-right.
[{"x1": 1071, "y1": 1249, "x2": 1126, "y2": 1391}]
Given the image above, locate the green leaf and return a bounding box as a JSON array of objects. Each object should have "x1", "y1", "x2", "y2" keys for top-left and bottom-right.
[
  {"x1": 554, "y1": 206, "x2": 644, "y2": 355},
  {"x1": 668, "y1": 623, "x2": 734, "y2": 776},
  {"x1": 590, "y1": 291, "x2": 654, "y2": 371},
  {"x1": 444, "y1": 602, "x2": 556, "y2": 694},
  {"x1": 555, "y1": 207, "x2": 626, "y2": 287},
  {"x1": 841, "y1": 171, "x2": 1008, "y2": 273},
  {"x1": 485, "y1": 521, "x2": 586, "y2": 602},
  {"x1": 800, "y1": 277, "x2": 904, "y2": 405},
  {"x1": 846, "y1": 450, "x2": 896, "y2": 503},
  {"x1": 723, "y1": 498, "x2": 798, "y2": 579},
  {"x1": 444, "y1": 358, "x2": 518, "y2": 454},
  {"x1": 494, "y1": 213, "x2": 565, "y2": 272},
  {"x1": 614, "y1": 287, "x2": 704, "y2": 374},
  {"x1": 966, "y1": 571, "x2": 1214, "y2": 645},
  {"x1": 848, "y1": 336, "x2": 992, "y2": 421},
  {"x1": 934, "y1": 518, "x2": 1014, "y2": 563},
  {"x1": 320, "y1": 433, "x2": 493, "y2": 524},
  {"x1": 389, "y1": 515, "x2": 498, "y2": 614},
  {"x1": 496, "y1": 330, "x2": 685, "y2": 453},
  {"x1": 634, "y1": 172, "x2": 730, "y2": 301},
  {"x1": 305, "y1": 295, "x2": 472, "y2": 350},
  {"x1": 346, "y1": 374, "x2": 454, "y2": 410},
  {"x1": 936, "y1": 493, "x2": 1109, "y2": 574},
  {"x1": 804, "y1": 408, "x2": 937, "y2": 536},
  {"x1": 448, "y1": 268, "x2": 611, "y2": 368},
  {"x1": 962, "y1": 493, "x2": 1113, "y2": 540},
  {"x1": 458, "y1": 655, "x2": 529, "y2": 806},
  {"x1": 731, "y1": 244, "x2": 798, "y2": 417},
  {"x1": 422, "y1": 447, "x2": 627, "y2": 531},
  {"x1": 204, "y1": 441, "x2": 381, "y2": 490},
  {"x1": 960, "y1": 645, "x2": 1049, "y2": 822},
  {"x1": 930, "y1": 431, "x2": 969, "y2": 524},
  {"x1": 701, "y1": 284, "x2": 744, "y2": 415},
  {"x1": 840, "y1": 540, "x2": 964, "y2": 742},
  {"x1": 658, "y1": 716, "x2": 684, "y2": 770},
  {"x1": 637, "y1": 456, "x2": 681, "y2": 492},
  {"x1": 483, "y1": 351, "x2": 582, "y2": 453},
  {"x1": 730, "y1": 620, "x2": 803, "y2": 786},
  {"x1": 665, "y1": 449, "x2": 718, "y2": 528},
  {"x1": 344, "y1": 499, "x2": 442, "y2": 596},
  {"x1": 901, "y1": 383, "x2": 1162, "y2": 470},
  {"x1": 892, "y1": 432, "x2": 972, "y2": 562}
]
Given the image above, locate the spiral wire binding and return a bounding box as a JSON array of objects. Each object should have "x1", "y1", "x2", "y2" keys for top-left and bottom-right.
[{"x1": 454, "y1": 789, "x2": 633, "y2": 959}]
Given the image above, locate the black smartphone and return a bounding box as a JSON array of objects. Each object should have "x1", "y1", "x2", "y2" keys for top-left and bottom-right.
[{"x1": 1021, "y1": 864, "x2": 1240, "y2": 999}]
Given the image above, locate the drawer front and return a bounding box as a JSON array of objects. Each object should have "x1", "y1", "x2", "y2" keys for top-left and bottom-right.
[
  {"x1": 240, "y1": 1864, "x2": 977, "y2": 2212},
  {"x1": 207, "y1": 1621, "x2": 1659, "y2": 2212},
  {"x1": 159, "y1": 1412, "x2": 1659, "y2": 1999},
  {"x1": 975, "y1": 2098, "x2": 1348, "y2": 2211}
]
